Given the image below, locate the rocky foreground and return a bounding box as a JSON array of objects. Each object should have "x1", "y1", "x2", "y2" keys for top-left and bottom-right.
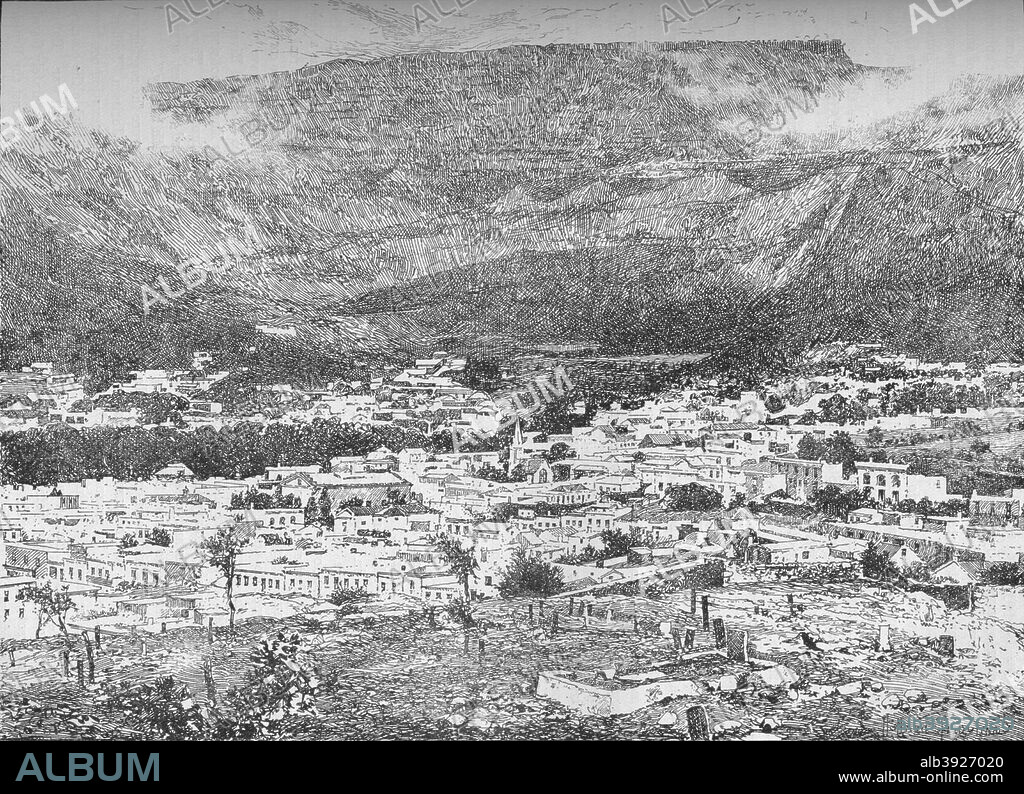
[{"x1": 1, "y1": 579, "x2": 1021, "y2": 740}]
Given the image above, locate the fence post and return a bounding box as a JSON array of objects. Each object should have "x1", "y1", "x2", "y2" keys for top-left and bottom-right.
[
  {"x1": 62, "y1": 649, "x2": 70, "y2": 677},
  {"x1": 701, "y1": 595, "x2": 709, "y2": 630},
  {"x1": 203, "y1": 658, "x2": 217, "y2": 706},
  {"x1": 77, "y1": 659, "x2": 84, "y2": 686},
  {"x1": 713, "y1": 618, "x2": 726, "y2": 649},
  {"x1": 94, "y1": 626, "x2": 101, "y2": 651},
  {"x1": 686, "y1": 705, "x2": 711, "y2": 741},
  {"x1": 478, "y1": 637, "x2": 485, "y2": 659},
  {"x1": 161, "y1": 622, "x2": 167, "y2": 634},
  {"x1": 528, "y1": 603, "x2": 534, "y2": 623},
  {"x1": 788, "y1": 593, "x2": 796, "y2": 617},
  {"x1": 82, "y1": 631, "x2": 95, "y2": 683},
  {"x1": 551, "y1": 610, "x2": 558, "y2": 637},
  {"x1": 207, "y1": 617, "x2": 214, "y2": 643},
  {"x1": 568, "y1": 597, "x2": 575, "y2": 615},
  {"x1": 691, "y1": 589, "x2": 697, "y2": 614}
]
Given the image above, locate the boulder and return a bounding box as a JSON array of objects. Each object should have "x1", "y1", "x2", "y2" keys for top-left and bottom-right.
[
  {"x1": 904, "y1": 689, "x2": 926, "y2": 703},
  {"x1": 837, "y1": 682, "x2": 863, "y2": 696},
  {"x1": 742, "y1": 731, "x2": 783, "y2": 741},
  {"x1": 748, "y1": 665, "x2": 800, "y2": 688},
  {"x1": 712, "y1": 720, "x2": 744, "y2": 735},
  {"x1": 718, "y1": 674, "x2": 739, "y2": 692},
  {"x1": 658, "y1": 711, "x2": 678, "y2": 726}
]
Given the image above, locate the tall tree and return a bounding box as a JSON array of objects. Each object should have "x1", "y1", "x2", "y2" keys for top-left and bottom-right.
[
  {"x1": 433, "y1": 535, "x2": 479, "y2": 601},
  {"x1": 201, "y1": 526, "x2": 248, "y2": 631},
  {"x1": 17, "y1": 582, "x2": 75, "y2": 645}
]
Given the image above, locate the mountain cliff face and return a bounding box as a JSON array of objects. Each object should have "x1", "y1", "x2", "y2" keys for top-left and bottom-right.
[{"x1": 1, "y1": 40, "x2": 1022, "y2": 385}]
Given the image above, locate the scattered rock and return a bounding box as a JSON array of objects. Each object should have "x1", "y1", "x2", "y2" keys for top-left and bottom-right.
[
  {"x1": 447, "y1": 714, "x2": 466, "y2": 727},
  {"x1": 881, "y1": 694, "x2": 905, "y2": 709},
  {"x1": 658, "y1": 711, "x2": 678, "y2": 726},
  {"x1": 904, "y1": 689, "x2": 926, "y2": 703},
  {"x1": 748, "y1": 665, "x2": 800, "y2": 689},
  {"x1": 761, "y1": 716, "x2": 782, "y2": 732},
  {"x1": 837, "y1": 682, "x2": 863, "y2": 696},
  {"x1": 869, "y1": 681, "x2": 885, "y2": 692},
  {"x1": 712, "y1": 720, "x2": 744, "y2": 735},
  {"x1": 718, "y1": 674, "x2": 738, "y2": 692}
]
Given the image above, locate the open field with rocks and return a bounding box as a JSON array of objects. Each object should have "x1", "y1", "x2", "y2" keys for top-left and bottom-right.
[{"x1": 1, "y1": 580, "x2": 1021, "y2": 740}]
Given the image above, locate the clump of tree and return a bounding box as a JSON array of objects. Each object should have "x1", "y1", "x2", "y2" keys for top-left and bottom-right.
[
  {"x1": 105, "y1": 677, "x2": 206, "y2": 739},
  {"x1": 230, "y1": 488, "x2": 303, "y2": 511},
  {"x1": 475, "y1": 463, "x2": 527, "y2": 483},
  {"x1": 327, "y1": 587, "x2": 371, "y2": 616},
  {"x1": 304, "y1": 488, "x2": 335, "y2": 528},
  {"x1": 498, "y1": 549, "x2": 563, "y2": 598},
  {"x1": 120, "y1": 534, "x2": 139, "y2": 550},
  {"x1": 797, "y1": 431, "x2": 864, "y2": 477},
  {"x1": 812, "y1": 484, "x2": 870, "y2": 519},
  {"x1": 147, "y1": 527, "x2": 172, "y2": 547},
  {"x1": 983, "y1": 562, "x2": 1024, "y2": 586},
  {"x1": 432, "y1": 535, "x2": 479, "y2": 602},
  {"x1": 105, "y1": 632, "x2": 320, "y2": 740},
  {"x1": 16, "y1": 582, "x2": 75, "y2": 645},
  {"x1": 860, "y1": 541, "x2": 901, "y2": 583},
  {"x1": 665, "y1": 483, "x2": 724, "y2": 512}
]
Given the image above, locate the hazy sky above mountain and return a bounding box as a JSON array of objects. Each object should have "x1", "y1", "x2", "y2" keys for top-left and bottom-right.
[{"x1": 2, "y1": 0, "x2": 1022, "y2": 145}]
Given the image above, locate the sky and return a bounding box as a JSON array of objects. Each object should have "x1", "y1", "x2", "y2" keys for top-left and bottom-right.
[{"x1": 1, "y1": 0, "x2": 1022, "y2": 144}]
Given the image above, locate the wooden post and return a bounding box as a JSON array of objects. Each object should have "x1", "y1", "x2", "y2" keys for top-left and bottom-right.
[
  {"x1": 633, "y1": 613, "x2": 639, "y2": 634},
  {"x1": 551, "y1": 610, "x2": 558, "y2": 636},
  {"x1": 62, "y1": 649, "x2": 70, "y2": 677},
  {"x1": 877, "y1": 623, "x2": 891, "y2": 652},
  {"x1": 788, "y1": 593, "x2": 796, "y2": 617},
  {"x1": 578, "y1": 600, "x2": 585, "y2": 617},
  {"x1": 76, "y1": 659, "x2": 84, "y2": 686},
  {"x1": 82, "y1": 631, "x2": 95, "y2": 683},
  {"x1": 161, "y1": 622, "x2": 167, "y2": 634},
  {"x1": 568, "y1": 597, "x2": 575, "y2": 615},
  {"x1": 671, "y1": 630, "x2": 681, "y2": 650},
  {"x1": 207, "y1": 617, "x2": 214, "y2": 643},
  {"x1": 528, "y1": 603, "x2": 534, "y2": 623},
  {"x1": 94, "y1": 626, "x2": 101, "y2": 650},
  {"x1": 701, "y1": 595, "x2": 709, "y2": 630},
  {"x1": 478, "y1": 637, "x2": 485, "y2": 659},
  {"x1": 686, "y1": 705, "x2": 711, "y2": 741},
  {"x1": 713, "y1": 618, "x2": 726, "y2": 649},
  {"x1": 539, "y1": 600, "x2": 544, "y2": 617},
  {"x1": 7, "y1": 649, "x2": 14, "y2": 668},
  {"x1": 203, "y1": 659, "x2": 217, "y2": 706},
  {"x1": 583, "y1": 609, "x2": 590, "y2": 628},
  {"x1": 684, "y1": 629, "x2": 695, "y2": 651},
  {"x1": 606, "y1": 608, "x2": 613, "y2": 624},
  {"x1": 141, "y1": 639, "x2": 148, "y2": 657},
  {"x1": 690, "y1": 588, "x2": 697, "y2": 614}
]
